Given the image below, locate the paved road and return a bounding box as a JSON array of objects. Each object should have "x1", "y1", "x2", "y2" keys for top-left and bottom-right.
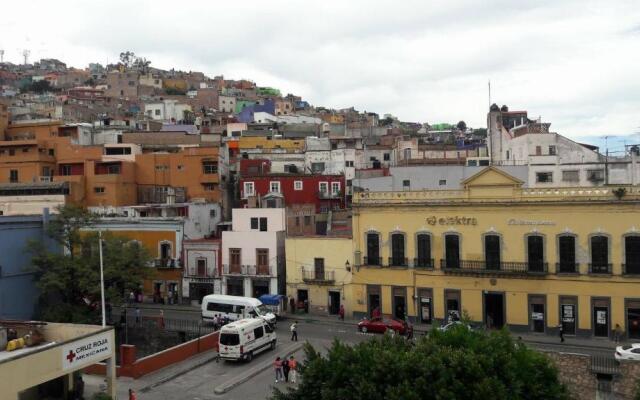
[{"x1": 135, "y1": 321, "x2": 368, "y2": 400}]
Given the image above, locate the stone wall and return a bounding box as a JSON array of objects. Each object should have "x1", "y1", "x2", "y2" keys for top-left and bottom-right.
[{"x1": 545, "y1": 351, "x2": 640, "y2": 400}]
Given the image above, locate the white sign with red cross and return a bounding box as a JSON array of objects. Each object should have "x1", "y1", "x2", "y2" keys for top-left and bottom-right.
[{"x1": 61, "y1": 332, "x2": 112, "y2": 371}]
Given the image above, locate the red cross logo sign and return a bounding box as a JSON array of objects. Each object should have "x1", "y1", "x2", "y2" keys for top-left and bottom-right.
[{"x1": 66, "y1": 350, "x2": 76, "y2": 363}]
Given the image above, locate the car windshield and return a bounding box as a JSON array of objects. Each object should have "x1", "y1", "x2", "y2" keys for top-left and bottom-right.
[
  {"x1": 219, "y1": 333, "x2": 240, "y2": 346},
  {"x1": 622, "y1": 345, "x2": 632, "y2": 350},
  {"x1": 255, "y1": 304, "x2": 269, "y2": 316}
]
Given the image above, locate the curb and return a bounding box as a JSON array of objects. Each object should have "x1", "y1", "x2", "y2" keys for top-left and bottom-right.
[
  {"x1": 213, "y1": 342, "x2": 304, "y2": 395},
  {"x1": 115, "y1": 304, "x2": 201, "y2": 313},
  {"x1": 138, "y1": 351, "x2": 218, "y2": 393}
]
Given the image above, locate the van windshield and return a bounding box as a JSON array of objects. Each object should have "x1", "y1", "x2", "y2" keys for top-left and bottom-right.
[
  {"x1": 219, "y1": 333, "x2": 240, "y2": 346},
  {"x1": 255, "y1": 304, "x2": 269, "y2": 316}
]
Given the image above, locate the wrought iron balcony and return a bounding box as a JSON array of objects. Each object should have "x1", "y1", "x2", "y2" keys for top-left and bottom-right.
[
  {"x1": 301, "y1": 268, "x2": 335, "y2": 284},
  {"x1": 388, "y1": 257, "x2": 408, "y2": 267},
  {"x1": 440, "y1": 259, "x2": 548, "y2": 275},
  {"x1": 555, "y1": 262, "x2": 580, "y2": 274},
  {"x1": 589, "y1": 263, "x2": 612, "y2": 274},
  {"x1": 317, "y1": 191, "x2": 341, "y2": 199},
  {"x1": 622, "y1": 263, "x2": 640, "y2": 275},
  {"x1": 413, "y1": 258, "x2": 435, "y2": 269},
  {"x1": 363, "y1": 256, "x2": 382, "y2": 266},
  {"x1": 247, "y1": 264, "x2": 273, "y2": 276},
  {"x1": 222, "y1": 264, "x2": 246, "y2": 275}
]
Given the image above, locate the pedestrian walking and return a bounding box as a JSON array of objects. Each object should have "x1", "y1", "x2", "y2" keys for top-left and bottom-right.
[
  {"x1": 614, "y1": 323, "x2": 623, "y2": 343},
  {"x1": 559, "y1": 324, "x2": 564, "y2": 343},
  {"x1": 128, "y1": 388, "x2": 137, "y2": 400},
  {"x1": 273, "y1": 357, "x2": 283, "y2": 383},
  {"x1": 290, "y1": 321, "x2": 298, "y2": 341},
  {"x1": 303, "y1": 299, "x2": 309, "y2": 313},
  {"x1": 128, "y1": 290, "x2": 135, "y2": 305},
  {"x1": 213, "y1": 314, "x2": 219, "y2": 330},
  {"x1": 135, "y1": 307, "x2": 140, "y2": 324},
  {"x1": 282, "y1": 355, "x2": 290, "y2": 382},
  {"x1": 159, "y1": 309, "x2": 165, "y2": 329},
  {"x1": 289, "y1": 356, "x2": 298, "y2": 383},
  {"x1": 372, "y1": 306, "x2": 381, "y2": 319},
  {"x1": 339, "y1": 304, "x2": 345, "y2": 321}
]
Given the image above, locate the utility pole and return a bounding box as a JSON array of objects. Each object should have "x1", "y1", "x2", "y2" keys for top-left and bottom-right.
[
  {"x1": 604, "y1": 136, "x2": 609, "y2": 185},
  {"x1": 99, "y1": 231, "x2": 106, "y2": 327},
  {"x1": 0, "y1": 50, "x2": 4, "y2": 63}
]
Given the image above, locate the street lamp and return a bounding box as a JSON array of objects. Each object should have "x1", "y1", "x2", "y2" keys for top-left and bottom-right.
[
  {"x1": 345, "y1": 260, "x2": 351, "y2": 272},
  {"x1": 98, "y1": 231, "x2": 106, "y2": 327}
]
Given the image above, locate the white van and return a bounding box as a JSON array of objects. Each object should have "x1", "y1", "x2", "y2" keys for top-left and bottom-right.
[
  {"x1": 201, "y1": 294, "x2": 277, "y2": 325},
  {"x1": 218, "y1": 318, "x2": 277, "y2": 361}
]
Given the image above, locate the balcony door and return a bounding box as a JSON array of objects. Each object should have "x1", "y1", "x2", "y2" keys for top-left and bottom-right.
[
  {"x1": 527, "y1": 235, "x2": 544, "y2": 272},
  {"x1": 314, "y1": 258, "x2": 325, "y2": 280},
  {"x1": 256, "y1": 249, "x2": 269, "y2": 275},
  {"x1": 558, "y1": 236, "x2": 576, "y2": 273},
  {"x1": 625, "y1": 236, "x2": 640, "y2": 274},
  {"x1": 391, "y1": 233, "x2": 405, "y2": 266},
  {"x1": 484, "y1": 235, "x2": 501, "y2": 270},
  {"x1": 367, "y1": 233, "x2": 380, "y2": 265},
  {"x1": 416, "y1": 234, "x2": 431, "y2": 267},
  {"x1": 590, "y1": 236, "x2": 609, "y2": 273},
  {"x1": 197, "y1": 259, "x2": 207, "y2": 277},
  {"x1": 230, "y1": 248, "x2": 241, "y2": 274},
  {"x1": 444, "y1": 234, "x2": 460, "y2": 269}
]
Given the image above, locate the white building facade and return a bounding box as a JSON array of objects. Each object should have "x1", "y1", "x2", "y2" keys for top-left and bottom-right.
[{"x1": 221, "y1": 208, "x2": 286, "y2": 298}]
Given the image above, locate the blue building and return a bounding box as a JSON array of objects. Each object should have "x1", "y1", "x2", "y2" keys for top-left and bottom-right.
[
  {"x1": 0, "y1": 212, "x2": 58, "y2": 319},
  {"x1": 236, "y1": 99, "x2": 276, "y2": 123}
]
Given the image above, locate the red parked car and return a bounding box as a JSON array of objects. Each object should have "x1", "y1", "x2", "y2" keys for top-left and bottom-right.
[{"x1": 357, "y1": 317, "x2": 407, "y2": 334}]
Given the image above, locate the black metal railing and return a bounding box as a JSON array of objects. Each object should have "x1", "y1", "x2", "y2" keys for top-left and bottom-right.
[
  {"x1": 302, "y1": 269, "x2": 335, "y2": 283},
  {"x1": 364, "y1": 256, "x2": 382, "y2": 266},
  {"x1": 388, "y1": 257, "x2": 408, "y2": 267},
  {"x1": 589, "y1": 263, "x2": 612, "y2": 274},
  {"x1": 155, "y1": 258, "x2": 178, "y2": 268},
  {"x1": 556, "y1": 262, "x2": 580, "y2": 274},
  {"x1": 413, "y1": 258, "x2": 435, "y2": 269},
  {"x1": 622, "y1": 263, "x2": 640, "y2": 275},
  {"x1": 440, "y1": 259, "x2": 548, "y2": 274}
]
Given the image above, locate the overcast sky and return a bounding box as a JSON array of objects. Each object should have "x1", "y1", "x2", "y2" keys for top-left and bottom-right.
[{"x1": 2, "y1": 0, "x2": 639, "y2": 145}]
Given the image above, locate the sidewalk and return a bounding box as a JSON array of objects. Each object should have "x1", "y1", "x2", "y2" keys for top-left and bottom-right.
[{"x1": 84, "y1": 348, "x2": 218, "y2": 399}]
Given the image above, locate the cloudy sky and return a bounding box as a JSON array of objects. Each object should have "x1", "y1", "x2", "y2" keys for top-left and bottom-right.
[{"x1": 2, "y1": 0, "x2": 639, "y2": 146}]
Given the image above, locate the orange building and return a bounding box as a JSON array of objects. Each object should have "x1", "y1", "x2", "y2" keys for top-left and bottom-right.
[{"x1": 0, "y1": 120, "x2": 221, "y2": 207}]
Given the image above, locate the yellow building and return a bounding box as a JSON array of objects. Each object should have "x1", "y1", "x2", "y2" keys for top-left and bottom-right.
[
  {"x1": 285, "y1": 236, "x2": 353, "y2": 316},
  {"x1": 350, "y1": 167, "x2": 640, "y2": 339}
]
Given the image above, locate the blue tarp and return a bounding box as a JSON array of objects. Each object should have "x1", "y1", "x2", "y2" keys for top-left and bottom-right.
[{"x1": 259, "y1": 294, "x2": 284, "y2": 305}]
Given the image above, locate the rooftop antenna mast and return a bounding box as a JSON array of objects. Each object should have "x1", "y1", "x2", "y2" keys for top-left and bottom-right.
[
  {"x1": 0, "y1": 50, "x2": 4, "y2": 63},
  {"x1": 488, "y1": 79, "x2": 491, "y2": 108},
  {"x1": 22, "y1": 49, "x2": 30, "y2": 65}
]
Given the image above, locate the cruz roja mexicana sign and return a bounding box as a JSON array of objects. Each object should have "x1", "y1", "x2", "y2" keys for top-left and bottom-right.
[{"x1": 61, "y1": 332, "x2": 112, "y2": 371}]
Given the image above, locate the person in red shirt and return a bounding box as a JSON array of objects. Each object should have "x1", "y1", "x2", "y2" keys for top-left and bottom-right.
[
  {"x1": 129, "y1": 388, "x2": 137, "y2": 400},
  {"x1": 288, "y1": 356, "x2": 298, "y2": 383}
]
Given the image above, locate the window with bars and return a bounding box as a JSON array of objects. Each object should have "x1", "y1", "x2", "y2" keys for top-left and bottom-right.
[
  {"x1": 591, "y1": 236, "x2": 609, "y2": 272},
  {"x1": 445, "y1": 235, "x2": 460, "y2": 269},
  {"x1": 416, "y1": 234, "x2": 431, "y2": 267},
  {"x1": 230, "y1": 248, "x2": 241, "y2": 266},
  {"x1": 256, "y1": 249, "x2": 269, "y2": 267},
  {"x1": 314, "y1": 258, "x2": 325, "y2": 280}
]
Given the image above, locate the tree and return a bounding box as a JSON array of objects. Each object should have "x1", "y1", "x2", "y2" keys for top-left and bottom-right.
[
  {"x1": 29, "y1": 205, "x2": 154, "y2": 323},
  {"x1": 457, "y1": 120, "x2": 467, "y2": 131},
  {"x1": 23, "y1": 79, "x2": 54, "y2": 94},
  {"x1": 272, "y1": 327, "x2": 569, "y2": 400},
  {"x1": 119, "y1": 51, "x2": 136, "y2": 69},
  {"x1": 133, "y1": 57, "x2": 151, "y2": 74}
]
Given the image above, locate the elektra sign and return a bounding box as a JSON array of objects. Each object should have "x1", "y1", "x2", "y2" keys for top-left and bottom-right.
[{"x1": 426, "y1": 216, "x2": 477, "y2": 226}]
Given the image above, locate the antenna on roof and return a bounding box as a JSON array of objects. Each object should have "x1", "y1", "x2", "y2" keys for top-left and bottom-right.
[
  {"x1": 488, "y1": 79, "x2": 491, "y2": 109},
  {"x1": 0, "y1": 49, "x2": 4, "y2": 63},
  {"x1": 22, "y1": 49, "x2": 30, "y2": 65}
]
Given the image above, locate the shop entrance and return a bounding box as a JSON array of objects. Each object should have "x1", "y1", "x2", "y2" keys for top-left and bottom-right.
[
  {"x1": 252, "y1": 280, "x2": 270, "y2": 298},
  {"x1": 628, "y1": 305, "x2": 640, "y2": 339},
  {"x1": 484, "y1": 292, "x2": 504, "y2": 329},
  {"x1": 367, "y1": 285, "x2": 381, "y2": 317},
  {"x1": 593, "y1": 298, "x2": 610, "y2": 338}
]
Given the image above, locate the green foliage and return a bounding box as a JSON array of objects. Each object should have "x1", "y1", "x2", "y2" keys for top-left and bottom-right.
[
  {"x1": 272, "y1": 327, "x2": 569, "y2": 400},
  {"x1": 23, "y1": 79, "x2": 54, "y2": 94},
  {"x1": 457, "y1": 120, "x2": 467, "y2": 131},
  {"x1": 635, "y1": 378, "x2": 640, "y2": 400},
  {"x1": 29, "y1": 205, "x2": 154, "y2": 323},
  {"x1": 91, "y1": 393, "x2": 112, "y2": 400}
]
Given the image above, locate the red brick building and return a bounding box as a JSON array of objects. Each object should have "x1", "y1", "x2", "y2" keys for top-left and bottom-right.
[{"x1": 239, "y1": 174, "x2": 346, "y2": 212}]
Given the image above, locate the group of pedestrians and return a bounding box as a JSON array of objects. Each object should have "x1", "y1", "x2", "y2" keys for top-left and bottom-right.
[
  {"x1": 212, "y1": 314, "x2": 230, "y2": 331},
  {"x1": 273, "y1": 356, "x2": 298, "y2": 383}
]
